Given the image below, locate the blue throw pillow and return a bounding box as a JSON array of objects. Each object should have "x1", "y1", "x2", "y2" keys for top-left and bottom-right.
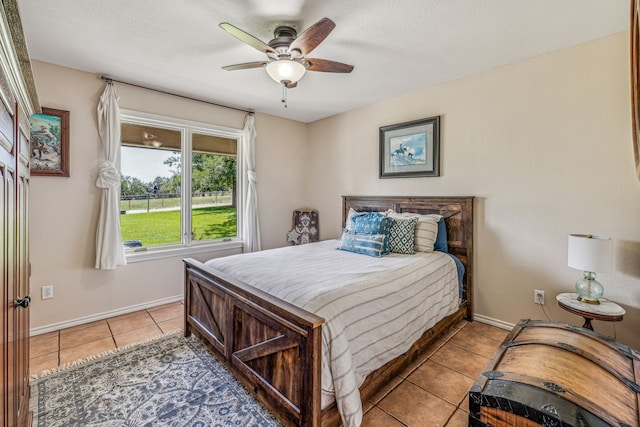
[
  {"x1": 351, "y1": 213, "x2": 392, "y2": 254},
  {"x1": 434, "y1": 218, "x2": 448, "y2": 253},
  {"x1": 339, "y1": 231, "x2": 385, "y2": 257}
]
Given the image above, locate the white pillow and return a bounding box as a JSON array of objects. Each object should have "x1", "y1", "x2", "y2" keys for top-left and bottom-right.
[
  {"x1": 344, "y1": 207, "x2": 368, "y2": 232},
  {"x1": 386, "y1": 210, "x2": 442, "y2": 252}
]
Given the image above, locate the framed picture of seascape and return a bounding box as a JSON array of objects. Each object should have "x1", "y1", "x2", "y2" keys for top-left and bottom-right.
[
  {"x1": 30, "y1": 107, "x2": 70, "y2": 177},
  {"x1": 379, "y1": 116, "x2": 440, "y2": 178}
]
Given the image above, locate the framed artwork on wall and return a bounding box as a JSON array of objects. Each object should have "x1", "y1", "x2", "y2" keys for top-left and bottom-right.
[
  {"x1": 379, "y1": 116, "x2": 440, "y2": 178},
  {"x1": 29, "y1": 107, "x2": 70, "y2": 177}
]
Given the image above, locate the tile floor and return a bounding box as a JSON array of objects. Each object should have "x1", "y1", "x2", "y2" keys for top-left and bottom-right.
[
  {"x1": 29, "y1": 301, "x2": 184, "y2": 377},
  {"x1": 360, "y1": 320, "x2": 509, "y2": 427},
  {"x1": 29, "y1": 303, "x2": 508, "y2": 427}
]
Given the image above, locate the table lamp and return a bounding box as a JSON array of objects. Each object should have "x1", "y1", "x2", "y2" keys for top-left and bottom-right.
[{"x1": 567, "y1": 234, "x2": 613, "y2": 304}]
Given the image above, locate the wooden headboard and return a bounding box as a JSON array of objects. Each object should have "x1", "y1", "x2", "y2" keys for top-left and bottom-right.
[{"x1": 342, "y1": 195, "x2": 474, "y2": 319}]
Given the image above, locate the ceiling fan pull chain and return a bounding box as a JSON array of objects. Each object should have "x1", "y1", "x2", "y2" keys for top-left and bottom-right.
[{"x1": 281, "y1": 82, "x2": 288, "y2": 108}]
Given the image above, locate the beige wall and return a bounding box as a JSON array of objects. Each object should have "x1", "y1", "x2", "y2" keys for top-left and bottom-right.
[
  {"x1": 29, "y1": 61, "x2": 307, "y2": 331},
  {"x1": 30, "y1": 32, "x2": 640, "y2": 349},
  {"x1": 307, "y1": 32, "x2": 640, "y2": 349}
]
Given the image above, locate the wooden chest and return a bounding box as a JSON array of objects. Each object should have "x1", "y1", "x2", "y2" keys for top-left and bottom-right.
[{"x1": 469, "y1": 319, "x2": 640, "y2": 427}]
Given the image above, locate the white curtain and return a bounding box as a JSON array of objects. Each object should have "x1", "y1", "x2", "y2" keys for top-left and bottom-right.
[
  {"x1": 95, "y1": 83, "x2": 127, "y2": 269},
  {"x1": 242, "y1": 114, "x2": 261, "y2": 252}
]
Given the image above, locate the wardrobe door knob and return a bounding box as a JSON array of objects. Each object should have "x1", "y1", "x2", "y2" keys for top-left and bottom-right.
[{"x1": 14, "y1": 295, "x2": 31, "y2": 308}]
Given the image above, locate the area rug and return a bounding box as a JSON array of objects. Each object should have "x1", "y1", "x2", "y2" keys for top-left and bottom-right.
[{"x1": 30, "y1": 332, "x2": 283, "y2": 427}]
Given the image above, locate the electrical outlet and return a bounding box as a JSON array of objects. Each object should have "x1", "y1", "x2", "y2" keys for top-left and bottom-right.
[
  {"x1": 42, "y1": 285, "x2": 54, "y2": 300},
  {"x1": 534, "y1": 289, "x2": 545, "y2": 305}
]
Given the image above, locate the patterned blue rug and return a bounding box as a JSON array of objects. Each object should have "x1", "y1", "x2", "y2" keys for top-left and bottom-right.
[{"x1": 30, "y1": 332, "x2": 283, "y2": 427}]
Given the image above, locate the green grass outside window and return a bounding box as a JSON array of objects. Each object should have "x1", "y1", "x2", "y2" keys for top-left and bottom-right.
[{"x1": 120, "y1": 205, "x2": 237, "y2": 247}]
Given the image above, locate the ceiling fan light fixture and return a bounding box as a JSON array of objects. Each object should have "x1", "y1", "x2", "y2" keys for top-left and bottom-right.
[{"x1": 266, "y1": 60, "x2": 306, "y2": 85}]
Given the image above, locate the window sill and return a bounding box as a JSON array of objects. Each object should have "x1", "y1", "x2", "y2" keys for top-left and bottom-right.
[{"x1": 125, "y1": 239, "x2": 244, "y2": 263}]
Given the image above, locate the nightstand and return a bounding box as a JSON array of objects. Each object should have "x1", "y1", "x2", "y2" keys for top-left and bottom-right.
[{"x1": 556, "y1": 292, "x2": 625, "y2": 331}]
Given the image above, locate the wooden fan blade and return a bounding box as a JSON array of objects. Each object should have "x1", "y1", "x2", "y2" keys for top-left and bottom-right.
[
  {"x1": 289, "y1": 17, "x2": 335, "y2": 56},
  {"x1": 305, "y1": 58, "x2": 354, "y2": 73},
  {"x1": 220, "y1": 22, "x2": 276, "y2": 54},
  {"x1": 222, "y1": 61, "x2": 268, "y2": 71}
]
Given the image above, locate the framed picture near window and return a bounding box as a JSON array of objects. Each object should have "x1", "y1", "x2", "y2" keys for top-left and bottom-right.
[
  {"x1": 29, "y1": 107, "x2": 70, "y2": 177},
  {"x1": 379, "y1": 116, "x2": 440, "y2": 178}
]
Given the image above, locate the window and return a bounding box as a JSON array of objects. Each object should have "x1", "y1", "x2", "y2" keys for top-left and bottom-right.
[{"x1": 119, "y1": 110, "x2": 244, "y2": 259}]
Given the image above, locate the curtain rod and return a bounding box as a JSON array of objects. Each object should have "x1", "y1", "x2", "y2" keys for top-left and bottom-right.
[{"x1": 99, "y1": 75, "x2": 254, "y2": 115}]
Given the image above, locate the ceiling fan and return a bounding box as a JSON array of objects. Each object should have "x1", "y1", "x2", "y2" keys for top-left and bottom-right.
[{"x1": 219, "y1": 17, "x2": 354, "y2": 93}]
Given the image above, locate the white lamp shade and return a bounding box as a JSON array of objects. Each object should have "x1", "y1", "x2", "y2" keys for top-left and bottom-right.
[
  {"x1": 266, "y1": 60, "x2": 306, "y2": 84},
  {"x1": 568, "y1": 234, "x2": 613, "y2": 273}
]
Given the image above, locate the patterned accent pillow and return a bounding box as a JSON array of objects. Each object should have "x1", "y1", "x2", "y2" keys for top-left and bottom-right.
[
  {"x1": 351, "y1": 213, "x2": 392, "y2": 254},
  {"x1": 388, "y1": 216, "x2": 418, "y2": 254},
  {"x1": 344, "y1": 208, "x2": 367, "y2": 232},
  {"x1": 339, "y1": 231, "x2": 385, "y2": 257},
  {"x1": 386, "y1": 211, "x2": 442, "y2": 252}
]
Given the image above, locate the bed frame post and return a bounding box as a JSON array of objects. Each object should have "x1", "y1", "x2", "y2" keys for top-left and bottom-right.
[{"x1": 301, "y1": 323, "x2": 322, "y2": 426}]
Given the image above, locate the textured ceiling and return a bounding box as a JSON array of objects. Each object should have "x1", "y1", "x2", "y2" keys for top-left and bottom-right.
[{"x1": 17, "y1": 0, "x2": 628, "y2": 123}]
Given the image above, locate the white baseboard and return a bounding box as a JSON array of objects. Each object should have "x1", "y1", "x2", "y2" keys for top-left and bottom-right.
[
  {"x1": 30, "y1": 295, "x2": 184, "y2": 337},
  {"x1": 473, "y1": 313, "x2": 515, "y2": 331}
]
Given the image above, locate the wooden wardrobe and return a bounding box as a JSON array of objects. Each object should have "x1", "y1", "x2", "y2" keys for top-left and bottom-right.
[{"x1": 0, "y1": 1, "x2": 40, "y2": 425}]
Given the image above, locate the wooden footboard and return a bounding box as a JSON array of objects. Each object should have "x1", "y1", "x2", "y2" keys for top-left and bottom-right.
[
  {"x1": 184, "y1": 195, "x2": 474, "y2": 426},
  {"x1": 184, "y1": 260, "x2": 324, "y2": 427}
]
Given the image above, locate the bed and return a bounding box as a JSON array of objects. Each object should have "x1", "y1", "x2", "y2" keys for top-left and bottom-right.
[{"x1": 183, "y1": 195, "x2": 474, "y2": 426}]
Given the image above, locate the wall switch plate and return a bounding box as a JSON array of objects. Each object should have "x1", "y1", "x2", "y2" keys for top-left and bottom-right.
[
  {"x1": 534, "y1": 289, "x2": 545, "y2": 305},
  {"x1": 42, "y1": 285, "x2": 54, "y2": 300}
]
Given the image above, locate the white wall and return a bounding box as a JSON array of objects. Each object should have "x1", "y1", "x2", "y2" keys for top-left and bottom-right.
[
  {"x1": 29, "y1": 61, "x2": 307, "y2": 331},
  {"x1": 306, "y1": 32, "x2": 640, "y2": 349}
]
